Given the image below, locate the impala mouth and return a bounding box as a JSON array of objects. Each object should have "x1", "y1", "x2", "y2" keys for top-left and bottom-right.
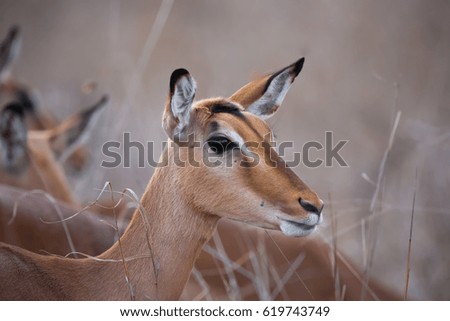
[{"x1": 279, "y1": 218, "x2": 317, "y2": 237}]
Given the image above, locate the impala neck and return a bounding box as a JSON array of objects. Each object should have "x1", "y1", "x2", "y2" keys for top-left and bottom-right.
[{"x1": 99, "y1": 150, "x2": 220, "y2": 300}]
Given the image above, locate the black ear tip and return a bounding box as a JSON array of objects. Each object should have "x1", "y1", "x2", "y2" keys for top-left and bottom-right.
[
  {"x1": 92, "y1": 95, "x2": 109, "y2": 111},
  {"x1": 172, "y1": 68, "x2": 189, "y2": 76},
  {"x1": 292, "y1": 57, "x2": 305, "y2": 77},
  {"x1": 88, "y1": 95, "x2": 109, "y2": 114},
  {"x1": 9, "y1": 25, "x2": 20, "y2": 37},
  {"x1": 99, "y1": 94, "x2": 109, "y2": 105},
  {"x1": 170, "y1": 68, "x2": 190, "y2": 93},
  {"x1": 4, "y1": 25, "x2": 20, "y2": 42}
]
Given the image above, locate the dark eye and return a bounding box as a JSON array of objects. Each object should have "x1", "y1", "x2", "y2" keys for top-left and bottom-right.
[{"x1": 207, "y1": 136, "x2": 238, "y2": 155}]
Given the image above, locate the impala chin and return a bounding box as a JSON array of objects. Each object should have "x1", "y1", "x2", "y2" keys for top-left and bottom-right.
[
  {"x1": 277, "y1": 212, "x2": 321, "y2": 237},
  {"x1": 279, "y1": 219, "x2": 317, "y2": 237}
]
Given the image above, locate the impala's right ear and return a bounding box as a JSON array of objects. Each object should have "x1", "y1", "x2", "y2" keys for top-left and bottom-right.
[
  {"x1": 0, "y1": 26, "x2": 21, "y2": 81},
  {"x1": 230, "y1": 58, "x2": 304, "y2": 120},
  {"x1": 163, "y1": 69, "x2": 197, "y2": 142},
  {"x1": 48, "y1": 95, "x2": 108, "y2": 161}
]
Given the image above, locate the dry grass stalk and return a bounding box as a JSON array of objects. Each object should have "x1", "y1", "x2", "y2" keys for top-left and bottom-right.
[{"x1": 404, "y1": 169, "x2": 418, "y2": 300}]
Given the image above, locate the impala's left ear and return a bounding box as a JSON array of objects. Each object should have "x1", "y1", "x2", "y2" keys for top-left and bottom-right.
[
  {"x1": 162, "y1": 68, "x2": 197, "y2": 142},
  {"x1": 230, "y1": 57, "x2": 305, "y2": 120},
  {"x1": 0, "y1": 25, "x2": 21, "y2": 81}
]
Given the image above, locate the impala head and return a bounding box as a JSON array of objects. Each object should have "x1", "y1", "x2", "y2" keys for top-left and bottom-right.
[
  {"x1": 0, "y1": 25, "x2": 50, "y2": 129},
  {"x1": 0, "y1": 96, "x2": 107, "y2": 201},
  {"x1": 0, "y1": 102, "x2": 27, "y2": 173},
  {"x1": 163, "y1": 58, "x2": 323, "y2": 237},
  {"x1": 1, "y1": 25, "x2": 95, "y2": 173}
]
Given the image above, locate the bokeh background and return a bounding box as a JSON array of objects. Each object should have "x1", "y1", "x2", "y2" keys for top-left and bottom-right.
[{"x1": 1, "y1": 0, "x2": 449, "y2": 300}]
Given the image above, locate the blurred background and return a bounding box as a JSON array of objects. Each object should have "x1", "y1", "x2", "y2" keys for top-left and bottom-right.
[{"x1": 0, "y1": 0, "x2": 449, "y2": 300}]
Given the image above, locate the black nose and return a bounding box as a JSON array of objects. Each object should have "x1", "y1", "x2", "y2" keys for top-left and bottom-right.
[{"x1": 299, "y1": 198, "x2": 323, "y2": 215}]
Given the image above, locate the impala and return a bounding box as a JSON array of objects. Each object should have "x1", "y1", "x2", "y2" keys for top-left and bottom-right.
[
  {"x1": 0, "y1": 96, "x2": 129, "y2": 257},
  {"x1": 0, "y1": 55, "x2": 398, "y2": 300},
  {"x1": 1, "y1": 25, "x2": 58, "y2": 130},
  {"x1": 0, "y1": 58, "x2": 326, "y2": 300},
  {"x1": 0, "y1": 96, "x2": 107, "y2": 204},
  {"x1": 0, "y1": 25, "x2": 92, "y2": 171}
]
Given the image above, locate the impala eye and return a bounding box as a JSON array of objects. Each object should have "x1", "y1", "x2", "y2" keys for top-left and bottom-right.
[{"x1": 207, "y1": 136, "x2": 238, "y2": 155}]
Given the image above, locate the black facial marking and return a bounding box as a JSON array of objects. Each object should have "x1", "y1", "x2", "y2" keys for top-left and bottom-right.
[
  {"x1": 211, "y1": 103, "x2": 245, "y2": 119},
  {"x1": 0, "y1": 102, "x2": 28, "y2": 173},
  {"x1": 207, "y1": 136, "x2": 238, "y2": 155},
  {"x1": 212, "y1": 102, "x2": 268, "y2": 141},
  {"x1": 2, "y1": 102, "x2": 25, "y2": 118},
  {"x1": 15, "y1": 89, "x2": 36, "y2": 114}
]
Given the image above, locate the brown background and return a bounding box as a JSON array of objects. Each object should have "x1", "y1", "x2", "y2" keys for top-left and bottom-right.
[{"x1": 1, "y1": 0, "x2": 449, "y2": 299}]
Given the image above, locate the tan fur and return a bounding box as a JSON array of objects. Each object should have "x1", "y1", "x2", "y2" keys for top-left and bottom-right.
[
  {"x1": 230, "y1": 75, "x2": 270, "y2": 108},
  {"x1": 0, "y1": 184, "x2": 120, "y2": 256},
  {"x1": 0, "y1": 120, "x2": 77, "y2": 205},
  {"x1": 0, "y1": 148, "x2": 221, "y2": 300},
  {"x1": 173, "y1": 97, "x2": 323, "y2": 223}
]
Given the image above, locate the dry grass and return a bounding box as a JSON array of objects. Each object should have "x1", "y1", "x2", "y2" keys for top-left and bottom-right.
[{"x1": 404, "y1": 169, "x2": 418, "y2": 300}]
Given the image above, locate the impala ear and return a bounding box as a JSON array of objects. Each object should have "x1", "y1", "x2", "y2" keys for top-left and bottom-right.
[
  {"x1": 230, "y1": 58, "x2": 305, "y2": 120},
  {"x1": 0, "y1": 102, "x2": 28, "y2": 173},
  {"x1": 0, "y1": 26, "x2": 21, "y2": 81},
  {"x1": 48, "y1": 95, "x2": 108, "y2": 161},
  {"x1": 163, "y1": 68, "x2": 197, "y2": 142}
]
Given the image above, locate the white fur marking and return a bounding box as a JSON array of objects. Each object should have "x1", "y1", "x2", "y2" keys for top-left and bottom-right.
[
  {"x1": 171, "y1": 76, "x2": 197, "y2": 128},
  {"x1": 247, "y1": 69, "x2": 293, "y2": 119}
]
